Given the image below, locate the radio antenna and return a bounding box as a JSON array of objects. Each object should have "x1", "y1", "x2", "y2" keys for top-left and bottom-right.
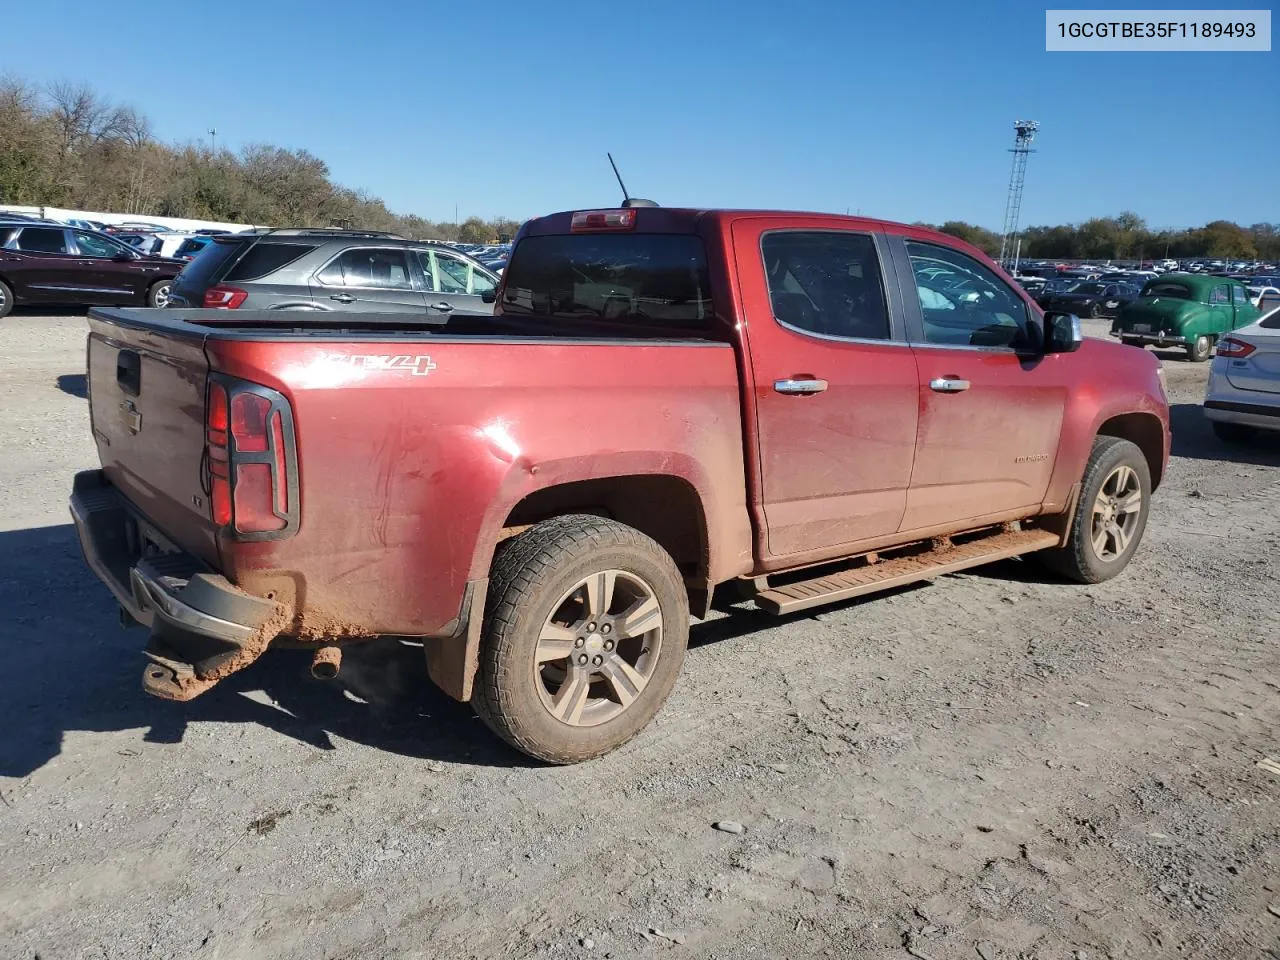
[{"x1": 607, "y1": 152, "x2": 631, "y2": 204}]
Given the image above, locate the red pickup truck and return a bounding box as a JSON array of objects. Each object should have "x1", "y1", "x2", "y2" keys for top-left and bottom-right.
[{"x1": 71, "y1": 207, "x2": 1170, "y2": 763}]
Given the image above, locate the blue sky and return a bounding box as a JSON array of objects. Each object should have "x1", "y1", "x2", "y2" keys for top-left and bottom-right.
[{"x1": 4, "y1": 0, "x2": 1275, "y2": 228}]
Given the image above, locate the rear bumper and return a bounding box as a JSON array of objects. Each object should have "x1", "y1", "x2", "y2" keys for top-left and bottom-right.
[
  {"x1": 1204, "y1": 398, "x2": 1280, "y2": 431},
  {"x1": 70, "y1": 470, "x2": 286, "y2": 700}
]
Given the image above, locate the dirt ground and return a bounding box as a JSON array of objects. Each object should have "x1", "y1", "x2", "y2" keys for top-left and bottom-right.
[{"x1": 2, "y1": 311, "x2": 1278, "y2": 960}]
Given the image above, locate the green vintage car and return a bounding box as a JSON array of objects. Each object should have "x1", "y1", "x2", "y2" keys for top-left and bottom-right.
[{"x1": 1111, "y1": 272, "x2": 1263, "y2": 361}]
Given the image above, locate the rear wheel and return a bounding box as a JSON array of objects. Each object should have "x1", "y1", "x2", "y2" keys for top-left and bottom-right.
[
  {"x1": 1186, "y1": 334, "x2": 1212, "y2": 362},
  {"x1": 0, "y1": 280, "x2": 13, "y2": 319},
  {"x1": 147, "y1": 280, "x2": 172, "y2": 308},
  {"x1": 472, "y1": 514, "x2": 689, "y2": 763},
  {"x1": 1212, "y1": 421, "x2": 1257, "y2": 444},
  {"x1": 1035, "y1": 436, "x2": 1151, "y2": 584}
]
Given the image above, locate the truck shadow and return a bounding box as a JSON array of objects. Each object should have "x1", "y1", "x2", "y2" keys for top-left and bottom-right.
[
  {"x1": 56, "y1": 373, "x2": 88, "y2": 399},
  {"x1": 1169, "y1": 402, "x2": 1280, "y2": 465},
  {"x1": 0, "y1": 523, "x2": 532, "y2": 779}
]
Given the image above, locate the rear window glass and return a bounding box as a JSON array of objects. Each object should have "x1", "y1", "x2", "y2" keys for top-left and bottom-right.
[
  {"x1": 1144, "y1": 282, "x2": 1191, "y2": 299},
  {"x1": 177, "y1": 238, "x2": 250, "y2": 290},
  {"x1": 500, "y1": 234, "x2": 713, "y2": 331},
  {"x1": 224, "y1": 242, "x2": 317, "y2": 282}
]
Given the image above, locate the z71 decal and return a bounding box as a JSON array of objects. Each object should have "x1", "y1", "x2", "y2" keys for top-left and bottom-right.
[{"x1": 345, "y1": 355, "x2": 437, "y2": 376}]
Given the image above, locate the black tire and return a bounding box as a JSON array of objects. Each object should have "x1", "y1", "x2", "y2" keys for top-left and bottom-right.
[
  {"x1": 147, "y1": 280, "x2": 172, "y2": 308},
  {"x1": 1212, "y1": 421, "x2": 1257, "y2": 444},
  {"x1": 1088, "y1": 302, "x2": 1101, "y2": 319},
  {"x1": 1120, "y1": 337, "x2": 1144, "y2": 349},
  {"x1": 472, "y1": 514, "x2": 689, "y2": 764},
  {"x1": 0, "y1": 279, "x2": 13, "y2": 319},
  {"x1": 1034, "y1": 436, "x2": 1152, "y2": 584},
  {"x1": 1186, "y1": 334, "x2": 1212, "y2": 362}
]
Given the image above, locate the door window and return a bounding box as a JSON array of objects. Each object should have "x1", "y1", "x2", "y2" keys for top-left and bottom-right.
[
  {"x1": 905, "y1": 241, "x2": 1028, "y2": 348},
  {"x1": 761, "y1": 231, "x2": 890, "y2": 340},
  {"x1": 1230, "y1": 284, "x2": 1251, "y2": 304},
  {"x1": 434, "y1": 252, "x2": 471, "y2": 294},
  {"x1": 1209, "y1": 285, "x2": 1230, "y2": 304},
  {"x1": 316, "y1": 248, "x2": 413, "y2": 289},
  {"x1": 15, "y1": 227, "x2": 69, "y2": 254},
  {"x1": 74, "y1": 231, "x2": 122, "y2": 258}
]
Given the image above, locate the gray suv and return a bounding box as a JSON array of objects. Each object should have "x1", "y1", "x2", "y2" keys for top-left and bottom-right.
[{"x1": 168, "y1": 229, "x2": 499, "y2": 315}]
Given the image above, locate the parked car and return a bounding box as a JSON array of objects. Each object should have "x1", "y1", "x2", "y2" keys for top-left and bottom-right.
[
  {"x1": 167, "y1": 229, "x2": 500, "y2": 315},
  {"x1": 1203, "y1": 307, "x2": 1280, "y2": 442},
  {"x1": 63, "y1": 218, "x2": 111, "y2": 232},
  {"x1": 1110, "y1": 273, "x2": 1263, "y2": 361},
  {"x1": 105, "y1": 221, "x2": 171, "y2": 234},
  {"x1": 0, "y1": 223, "x2": 181, "y2": 317},
  {"x1": 1039, "y1": 280, "x2": 1141, "y2": 319},
  {"x1": 172, "y1": 235, "x2": 214, "y2": 261},
  {"x1": 1246, "y1": 285, "x2": 1280, "y2": 309},
  {"x1": 114, "y1": 232, "x2": 163, "y2": 255},
  {"x1": 70, "y1": 205, "x2": 1170, "y2": 763}
]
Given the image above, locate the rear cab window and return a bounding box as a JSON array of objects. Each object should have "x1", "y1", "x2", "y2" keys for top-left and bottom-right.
[
  {"x1": 499, "y1": 234, "x2": 714, "y2": 333},
  {"x1": 761, "y1": 231, "x2": 890, "y2": 340}
]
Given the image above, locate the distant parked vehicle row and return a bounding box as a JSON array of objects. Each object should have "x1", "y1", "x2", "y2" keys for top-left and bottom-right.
[
  {"x1": 0, "y1": 221, "x2": 181, "y2": 318},
  {"x1": 168, "y1": 229, "x2": 501, "y2": 315}
]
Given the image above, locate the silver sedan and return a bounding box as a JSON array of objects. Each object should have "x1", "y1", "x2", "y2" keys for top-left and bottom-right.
[{"x1": 1204, "y1": 307, "x2": 1280, "y2": 442}]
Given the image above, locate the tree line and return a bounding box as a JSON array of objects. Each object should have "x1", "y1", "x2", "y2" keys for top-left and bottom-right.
[
  {"x1": 2, "y1": 75, "x2": 1274, "y2": 257},
  {"x1": 0, "y1": 76, "x2": 517, "y2": 243},
  {"x1": 930, "y1": 213, "x2": 1278, "y2": 262}
]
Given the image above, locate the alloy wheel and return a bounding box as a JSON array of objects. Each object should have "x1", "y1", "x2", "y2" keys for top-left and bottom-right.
[
  {"x1": 1090, "y1": 464, "x2": 1143, "y2": 562},
  {"x1": 534, "y1": 569, "x2": 664, "y2": 727}
]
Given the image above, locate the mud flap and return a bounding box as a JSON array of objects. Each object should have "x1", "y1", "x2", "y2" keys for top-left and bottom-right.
[
  {"x1": 1038, "y1": 482, "x2": 1082, "y2": 545},
  {"x1": 425, "y1": 579, "x2": 488, "y2": 702}
]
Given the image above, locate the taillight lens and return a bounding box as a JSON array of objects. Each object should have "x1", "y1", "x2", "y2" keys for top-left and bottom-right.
[
  {"x1": 205, "y1": 380, "x2": 297, "y2": 538},
  {"x1": 204, "y1": 285, "x2": 247, "y2": 309},
  {"x1": 570, "y1": 209, "x2": 637, "y2": 232},
  {"x1": 1216, "y1": 337, "x2": 1255, "y2": 358}
]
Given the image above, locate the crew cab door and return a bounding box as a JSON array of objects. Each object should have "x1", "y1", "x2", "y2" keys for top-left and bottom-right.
[
  {"x1": 889, "y1": 234, "x2": 1067, "y2": 531},
  {"x1": 733, "y1": 219, "x2": 919, "y2": 563}
]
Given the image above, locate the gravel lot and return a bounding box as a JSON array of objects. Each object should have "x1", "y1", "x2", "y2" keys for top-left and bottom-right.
[{"x1": 2, "y1": 311, "x2": 1279, "y2": 960}]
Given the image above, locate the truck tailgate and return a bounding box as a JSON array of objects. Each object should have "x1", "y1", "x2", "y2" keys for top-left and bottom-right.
[{"x1": 87, "y1": 314, "x2": 219, "y2": 565}]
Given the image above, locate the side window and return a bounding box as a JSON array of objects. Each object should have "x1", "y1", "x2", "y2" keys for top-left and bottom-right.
[
  {"x1": 317, "y1": 249, "x2": 412, "y2": 289},
  {"x1": 471, "y1": 267, "x2": 496, "y2": 296},
  {"x1": 1209, "y1": 284, "x2": 1231, "y2": 304},
  {"x1": 16, "y1": 227, "x2": 69, "y2": 254},
  {"x1": 905, "y1": 241, "x2": 1028, "y2": 348},
  {"x1": 1230, "y1": 284, "x2": 1251, "y2": 304},
  {"x1": 74, "y1": 231, "x2": 120, "y2": 258},
  {"x1": 433, "y1": 252, "x2": 471, "y2": 294},
  {"x1": 760, "y1": 231, "x2": 890, "y2": 340}
]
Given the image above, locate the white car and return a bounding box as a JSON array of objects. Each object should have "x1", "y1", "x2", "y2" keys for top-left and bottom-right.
[
  {"x1": 1204, "y1": 308, "x2": 1280, "y2": 442},
  {"x1": 1246, "y1": 285, "x2": 1280, "y2": 310},
  {"x1": 153, "y1": 232, "x2": 195, "y2": 258}
]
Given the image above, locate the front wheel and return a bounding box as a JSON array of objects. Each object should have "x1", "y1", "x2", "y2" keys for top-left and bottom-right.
[
  {"x1": 472, "y1": 515, "x2": 689, "y2": 763},
  {"x1": 147, "y1": 280, "x2": 172, "y2": 308},
  {"x1": 1186, "y1": 334, "x2": 1212, "y2": 362},
  {"x1": 0, "y1": 279, "x2": 13, "y2": 319},
  {"x1": 1034, "y1": 436, "x2": 1151, "y2": 584}
]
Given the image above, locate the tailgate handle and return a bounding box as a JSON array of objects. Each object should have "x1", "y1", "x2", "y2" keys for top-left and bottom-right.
[{"x1": 116, "y1": 350, "x2": 141, "y2": 397}]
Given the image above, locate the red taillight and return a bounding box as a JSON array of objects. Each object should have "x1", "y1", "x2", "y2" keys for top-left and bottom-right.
[
  {"x1": 205, "y1": 380, "x2": 297, "y2": 538},
  {"x1": 570, "y1": 209, "x2": 637, "y2": 232},
  {"x1": 1216, "y1": 337, "x2": 1255, "y2": 358},
  {"x1": 204, "y1": 285, "x2": 247, "y2": 309}
]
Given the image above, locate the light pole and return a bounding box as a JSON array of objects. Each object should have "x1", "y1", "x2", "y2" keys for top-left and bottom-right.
[{"x1": 208, "y1": 128, "x2": 217, "y2": 154}]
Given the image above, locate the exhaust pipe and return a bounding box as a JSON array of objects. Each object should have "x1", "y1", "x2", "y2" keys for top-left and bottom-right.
[{"x1": 311, "y1": 645, "x2": 342, "y2": 680}]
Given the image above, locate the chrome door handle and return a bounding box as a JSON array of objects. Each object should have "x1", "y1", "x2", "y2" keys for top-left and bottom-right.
[
  {"x1": 329, "y1": 293, "x2": 355, "y2": 304},
  {"x1": 774, "y1": 378, "x2": 828, "y2": 395},
  {"x1": 431, "y1": 301, "x2": 455, "y2": 312},
  {"x1": 929, "y1": 377, "x2": 971, "y2": 393}
]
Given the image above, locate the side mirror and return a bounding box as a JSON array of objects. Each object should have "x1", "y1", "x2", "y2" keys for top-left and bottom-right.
[
  {"x1": 1044, "y1": 311, "x2": 1083, "y2": 353},
  {"x1": 112, "y1": 251, "x2": 135, "y2": 261},
  {"x1": 480, "y1": 289, "x2": 497, "y2": 304}
]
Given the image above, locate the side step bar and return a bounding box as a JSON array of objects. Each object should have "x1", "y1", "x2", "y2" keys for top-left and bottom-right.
[{"x1": 755, "y1": 527, "x2": 1061, "y2": 615}]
